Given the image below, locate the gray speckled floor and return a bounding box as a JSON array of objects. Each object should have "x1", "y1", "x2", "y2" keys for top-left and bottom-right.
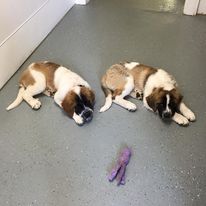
[{"x1": 1, "y1": 0, "x2": 206, "y2": 205}]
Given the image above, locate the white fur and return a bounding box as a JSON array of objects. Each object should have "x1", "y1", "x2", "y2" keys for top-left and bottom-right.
[
  {"x1": 121, "y1": 76, "x2": 134, "y2": 97},
  {"x1": 166, "y1": 94, "x2": 171, "y2": 113},
  {"x1": 6, "y1": 87, "x2": 24, "y2": 110},
  {"x1": 172, "y1": 113, "x2": 189, "y2": 125},
  {"x1": 73, "y1": 86, "x2": 81, "y2": 95},
  {"x1": 113, "y1": 96, "x2": 136, "y2": 111},
  {"x1": 73, "y1": 112, "x2": 84, "y2": 125},
  {"x1": 28, "y1": 63, "x2": 35, "y2": 69},
  {"x1": 53, "y1": 66, "x2": 90, "y2": 107},
  {"x1": 113, "y1": 76, "x2": 137, "y2": 111},
  {"x1": 99, "y1": 94, "x2": 112, "y2": 113},
  {"x1": 30, "y1": 69, "x2": 46, "y2": 91},
  {"x1": 179, "y1": 102, "x2": 196, "y2": 121},
  {"x1": 124, "y1": 62, "x2": 140, "y2": 70}
]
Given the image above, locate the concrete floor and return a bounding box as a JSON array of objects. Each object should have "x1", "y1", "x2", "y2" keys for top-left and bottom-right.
[{"x1": 0, "y1": 0, "x2": 206, "y2": 205}]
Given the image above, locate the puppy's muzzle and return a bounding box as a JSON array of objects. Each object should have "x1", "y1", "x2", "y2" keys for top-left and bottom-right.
[
  {"x1": 82, "y1": 109, "x2": 93, "y2": 122},
  {"x1": 162, "y1": 111, "x2": 172, "y2": 119}
]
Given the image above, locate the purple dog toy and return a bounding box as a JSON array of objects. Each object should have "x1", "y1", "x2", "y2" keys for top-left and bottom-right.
[{"x1": 108, "y1": 147, "x2": 131, "y2": 185}]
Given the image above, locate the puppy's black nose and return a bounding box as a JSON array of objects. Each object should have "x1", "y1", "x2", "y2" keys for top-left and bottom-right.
[
  {"x1": 163, "y1": 112, "x2": 172, "y2": 119},
  {"x1": 83, "y1": 110, "x2": 91, "y2": 118},
  {"x1": 83, "y1": 110, "x2": 93, "y2": 122}
]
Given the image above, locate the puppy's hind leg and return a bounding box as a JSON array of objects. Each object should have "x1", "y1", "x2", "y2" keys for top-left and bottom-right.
[
  {"x1": 99, "y1": 88, "x2": 113, "y2": 113},
  {"x1": 99, "y1": 74, "x2": 113, "y2": 113},
  {"x1": 54, "y1": 91, "x2": 63, "y2": 108},
  {"x1": 22, "y1": 83, "x2": 45, "y2": 109},
  {"x1": 113, "y1": 76, "x2": 137, "y2": 112},
  {"x1": 7, "y1": 87, "x2": 25, "y2": 110}
]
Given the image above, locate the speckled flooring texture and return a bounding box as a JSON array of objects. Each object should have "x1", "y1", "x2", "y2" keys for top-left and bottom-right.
[{"x1": 0, "y1": 0, "x2": 206, "y2": 205}]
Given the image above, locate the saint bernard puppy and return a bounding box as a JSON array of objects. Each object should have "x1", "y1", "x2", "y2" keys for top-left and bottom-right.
[
  {"x1": 7, "y1": 62, "x2": 95, "y2": 125},
  {"x1": 100, "y1": 62, "x2": 195, "y2": 126}
]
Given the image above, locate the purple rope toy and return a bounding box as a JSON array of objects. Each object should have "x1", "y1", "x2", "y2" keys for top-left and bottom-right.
[{"x1": 108, "y1": 147, "x2": 132, "y2": 185}]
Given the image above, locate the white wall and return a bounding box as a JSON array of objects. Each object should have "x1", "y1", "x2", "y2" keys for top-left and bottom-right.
[
  {"x1": 0, "y1": 0, "x2": 47, "y2": 45},
  {"x1": 0, "y1": 0, "x2": 75, "y2": 89}
]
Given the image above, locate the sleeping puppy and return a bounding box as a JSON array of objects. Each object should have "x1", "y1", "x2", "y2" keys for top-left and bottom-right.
[
  {"x1": 100, "y1": 62, "x2": 195, "y2": 126},
  {"x1": 7, "y1": 61, "x2": 95, "y2": 125}
]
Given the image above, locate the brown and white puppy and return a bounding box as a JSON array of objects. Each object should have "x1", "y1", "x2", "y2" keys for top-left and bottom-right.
[
  {"x1": 7, "y1": 61, "x2": 95, "y2": 125},
  {"x1": 100, "y1": 62, "x2": 195, "y2": 126}
]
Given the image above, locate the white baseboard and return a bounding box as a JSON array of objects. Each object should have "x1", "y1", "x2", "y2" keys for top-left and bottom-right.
[
  {"x1": 0, "y1": 0, "x2": 75, "y2": 89},
  {"x1": 183, "y1": 0, "x2": 200, "y2": 15},
  {"x1": 75, "y1": 0, "x2": 90, "y2": 5},
  {"x1": 198, "y1": 0, "x2": 206, "y2": 14}
]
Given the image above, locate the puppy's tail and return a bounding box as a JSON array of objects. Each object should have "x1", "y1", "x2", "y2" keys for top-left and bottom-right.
[
  {"x1": 6, "y1": 86, "x2": 24, "y2": 111},
  {"x1": 99, "y1": 75, "x2": 113, "y2": 113}
]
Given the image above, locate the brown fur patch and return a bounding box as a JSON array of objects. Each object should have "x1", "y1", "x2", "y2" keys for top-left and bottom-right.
[
  {"x1": 19, "y1": 69, "x2": 35, "y2": 88},
  {"x1": 103, "y1": 64, "x2": 128, "y2": 92},
  {"x1": 19, "y1": 61, "x2": 60, "y2": 91},
  {"x1": 128, "y1": 64, "x2": 157, "y2": 91},
  {"x1": 146, "y1": 87, "x2": 165, "y2": 112},
  {"x1": 169, "y1": 88, "x2": 183, "y2": 105},
  {"x1": 61, "y1": 91, "x2": 77, "y2": 118},
  {"x1": 146, "y1": 87, "x2": 183, "y2": 112},
  {"x1": 80, "y1": 86, "x2": 95, "y2": 105},
  {"x1": 101, "y1": 74, "x2": 112, "y2": 97},
  {"x1": 112, "y1": 89, "x2": 123, "y2": 99},
  {"x1": 32, "y1": 62, "x2": 60, "y2": 92}
]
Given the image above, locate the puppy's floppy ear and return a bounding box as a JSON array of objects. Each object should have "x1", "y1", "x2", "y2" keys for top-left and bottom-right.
[
  {"x1": 170, "y1": 88, "x2": 183, "y2": 105},
  {"x1": 146, "y1": 92, "x2": 157, "y2": 112},
  {"x1": 146, "y1": 87, "x2": 163, "y2": 112},
  {"x1": 80, "y1": 87, "x2": 95, "y2": 106},
  {"x1": 62, "y1": 91, "x2": 77, "y2": 117}
]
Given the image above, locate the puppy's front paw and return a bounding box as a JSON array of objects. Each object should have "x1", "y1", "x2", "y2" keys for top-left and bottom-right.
[
  {"x1": 173, "y1": 113, "x2": 189, "y2": 126},
  {"x1": 126, "y1": 102, "x2": 137, "y2": 112},
  {"x1": 75, "y1": 118, "x2": 84, "y2": 125},
  {"x1": 178, "y1": 116, "x2": 189, "y2": 126},
  {"x1": 184, "y1": 110, "x2": 196, "y2": 122},
  {"x1": 31, "y1": 99, "x2": 41, "y2": 110},
  {"x1": 73, "y1": 113, "x2": 84, "y2": 125}
]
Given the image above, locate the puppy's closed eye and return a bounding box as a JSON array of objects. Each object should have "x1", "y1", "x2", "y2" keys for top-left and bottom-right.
[
  {"x1": 169, "y1": 88, "x2": 183, "y2": 108},
  {"x1": 146, "y1": 88, "x2": 164, "y2": 112},
  {"x1": 80, "y1": 87, "x2": 95, "y2": 109},
  {"x1": 62, "y1": 91, "x2": 77, "y2": 118}
]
